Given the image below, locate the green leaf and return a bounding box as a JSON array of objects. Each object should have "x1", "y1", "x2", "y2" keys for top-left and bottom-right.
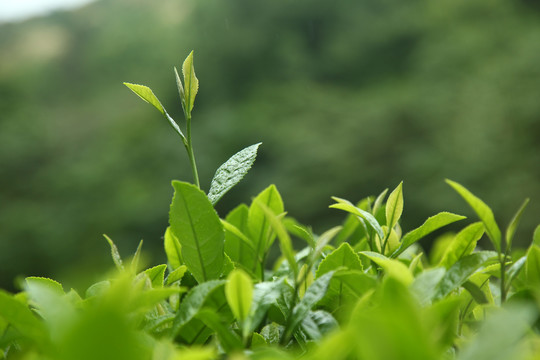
[
  {"x1": 316, "y1": 243, "x2": 363, "y2": 277},
  {"x1": 300, "y1": 310, "x2": 338, "y2": 341},
  {"x1": 248, "y1": 185, "x2": 284, "y2": 271},
  {"x1": 391, "y1": 212, "x2": 466, "y2": 258},
  {"x1": 164, "y1": 227, "x2": 183, "y2": 270},
  {"x1": 372, "y1": 188, "x2": 389, "y2": 216},
  {"x1": 385, "y1": 181, "x2": 403, "y2": 230},
  {"x1": 285, "y1": 271, "x2": 335, "y2": 341},
  {"x1": 174, "y1": 66, "x2": 185, "y2": 109},
  {"x1": 169, "y1": 181, "x2": 224, "y2": 283},
  {"x1": 171, "y1": 280, "x2": 226, "y2": 338},
  {"x1": 446, "y1": 179, "x2": 502, "y2": 253},
  {"x1": 505, "y1": 198, "x2": 529, "y2": 250},
  {"x1": 255, "y1": 199, "x2": 297, "y2": 277},
  {"x1": 0, "y1": 290, "x2": 47, "y2": 343},
  {"x1": 246, "y1": 280, "x2": 286, "y2": 334},
  {"x1": 223, "y1": 204, "x2": 257, "y2": 276},
  {"x1": 533, "y1": 225, "x2": 540, "y2": 246},
  {"x1": 260, "y1": 323, "x2": 284, "y2": 345},
  {"x1": 330, "y1": 197, "x2": 385, "y2": 240},
  {"x1": 457, "y1": 304, "x2": 537, "y2": 360},
  {"x1": 439, "y1": 222, "x2": 485, "y2": 268},
  {"x1": 166, "y1": 265, "x2": 188, "y2": 286},
  {"x1": 103, "y1": 234, "x2": 124, "y2": 271},
  {"x1": 525, "y1": 245, "x2": 540, "y2": 286},
  {"x1": 182, "y1": 50, "x2": 199, "y2": 113},
  {"x1": 311, "y1": 226, "x2": 342, "y2": 262},
  {"x1": 131, "y1": 287, "x2": 185, "y2": 311},
  {"x1": 225, "y1": 269, "x2": 253, "y2": 322},
  {"x1": 144, "y1": 264, "x2": 167, "y2": 288},
  {"x1": 130, "y1": 239, "x2": 143, "y2": 273},
  {"x1": 462, "y1": 281, "x2": 489, "y2": 305},
  {"x1": 25, "y1": 277, "x2": 64, "y2": 295},
  {"x1": 318, "y1": 270, "x2": 376, "y2": 311},
  {"x1": 360, "y1": 251, "x2": 414, "y2": 285},
  {"x1": 506, "y1": 255, "x2": 526, "y2": 290},
  {"x1": 410, "y1": 268, "x2": 446, "y2": 306},
  {"x1": 433, "y1": 251, "x2": 497, "y2": 300},
  {"x1": 195, "y1": 309, "x2": 242, "y2": 352},
  {"x1": 208, "y1": 143, "x2": 262, "y2": 205},
  {"x1": 123, "y1": 83, "x2": 165, "y2": 115}
]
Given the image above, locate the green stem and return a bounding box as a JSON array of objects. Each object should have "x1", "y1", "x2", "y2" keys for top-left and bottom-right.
[
  {"x1": 500, "y1": 253, "x2": 507, "y2": 303},
  {"x1": 185, "y1": 114, "x2": 200, "y2": 189}
]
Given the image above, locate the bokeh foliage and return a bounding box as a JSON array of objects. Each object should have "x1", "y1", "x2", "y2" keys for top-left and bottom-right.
[{"x1": 1, "y1": 0, "x2": 540, "y2": 289}]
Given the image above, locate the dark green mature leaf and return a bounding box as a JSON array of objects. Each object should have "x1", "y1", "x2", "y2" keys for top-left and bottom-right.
[
  {"x1": 319, "y1": 270, "x2": 376, "y2": 311},
  {"x1": 171, "y1": 280, "x2": 225, "y2": 338},
  {"x1": 246, "y1": 280, "x2": 286, "y2": 334},
  {"x1": 285, "y1": 271, "x2": 335, "y2": 341},
  {"x1": 208, "y1": 143, "x2": 262, "y2": 205},
  {"x1": 300, "y1": 310, "x2": 338, "y2": 341},
  {"x1": 462, "y1": 281, "x2": 489, "y2": 305},
  {"x1": 391, "y1": 212, "x2": 466, "y2": 258},
  {"x1": 260, "y1": 323, "x2": 284, "y2": 345},
  {"x1": 433, "y1": 251, "x2": 497, "y2": 300},
  {"x1": 446, "y1": 180, "x2": 502, "y2": 253},
  {"x1": 169, "y1": 181, "x2": 224, "y2": 283},
  {"x1": 248, "y1": 185, "x2": 284, "y2": 273},
  {"x1": 385, "y1": 181, "x2": 403, "y2": 231},
  {"x1": 457, "y1": 304, "x2": 537, "y2": 360},
  {"x1": 439, "y1": 222, "x2": 484, "y2": 269},
  {"x1": 195, "y1": 309, "x2": 242, "y2": 352},
  {"x1": 505, "y1": 198, "x2": 529, "y2": 250},
  {"x1": 0, "y1": 290, "x2": 47, "y2": 343},
  {"x1": 330, "y1": 197, "x2": 385, "y2": 240},
  {"x1": 316, "y1": 243, "x2": 362, "y2": 277}
]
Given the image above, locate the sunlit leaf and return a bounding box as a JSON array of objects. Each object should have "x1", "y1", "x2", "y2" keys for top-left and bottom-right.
[
  {"x1": 505, "y1": 198, "x2": 529, "y2": 250},
  {"x1": 225, "y1": 269, "x2": 253, "y2": 322},
  {"x1": 439, "y1": 222, "x2": 484, "y2": 268},
  {"x1": 385, "y1": 181, "x2": 403, "y2": 231},
  {"x1": 182, "y1": 50, "x2": 199, "y2": 113}
]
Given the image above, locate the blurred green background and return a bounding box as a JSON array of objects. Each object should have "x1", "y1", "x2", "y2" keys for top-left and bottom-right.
[{"x1": 1, "y1": 0, "x2": 539, "y2": 291}]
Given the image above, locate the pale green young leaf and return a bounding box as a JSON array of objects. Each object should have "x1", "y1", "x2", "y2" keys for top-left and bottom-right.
[
  {"x1": 166, "y1": 265, "x2": 188, "y2": 286},
  {"x1": 103, "y1": 234, "x2": 124, "y2": 271},
  {"x1": 311, "y1": 226, "x2": 343, "y2": 262},
  {"x1": 410, "y1": 268, "x2": 446, "y2": 306},
  {"x1": 169, "y1": 181, "x2": 225, "y2": 283},
  {"x1": 360, "y1": 251, "x2": 414, "y2": 285},
  {"x1": 372, "y1": 188, "x2": 388, "y2": 216},
  {"x1": 385, "y1": 181, "x2": 403, "y2": 230},
  {"x1": 446, "y1": 179, "x2": 502, "y2": 253},
  {"x1": 318, "y1": 269, "x2": 377, "y2": 311},
  {"x1": 433, "y1": 251, "x2": 497, "y2": 300},
  {"x1": 174, "y1": 66, "x2": 185, "y2": 109},
  {"x1": 144, "y1": 264, "x2": 167, "y2": 287},
  {"x1": 505, "y1": 198, "x2": 529, "y2": 250},
  {"x1": 330, "y1": 197, "x2": 385, "y2": 240},
  {"x1": 525, "y1": 245, "x2": 540, "y2": 286},
  {"x1": 171, "y1": 279, "x2": 226, "y2": 337},
  {"x1": 182, "y1": 50, "x2": 199, "y2": 113},
  {"x1": 0, "y1": 290, "x2": 47, "y2": 343},
  {"x1": 316, "y1": 243, "x2": 362, "y2": 277},
  {"x1": 130, "y1": 287, "x2": 186, "y2": 311},
  {"x1": 131, "y1": 239, "x2": 143, "y2": 273},
  {"x1": 225, "y1": 269, "x2": 253, "y2": 322},
  {"x1": 439, "y1": 222, "x2": 484, "y2": 268},
  {"x1": 221, "y1": 219, "x2": 255, "y2": 251},
  {"x1": 391, "y1": 212, "x2": 466, "y2": 258},
  {"x1": 25, "y1": 277, "x2": 64, "y2": 295},
  {"x1": 248, "y1": 185, "x2": 284, "y2": 252},
  {"x1": 255, "y1": 199, "x2": 297, "y2": 277},
  {"x1": 534, "y1": 225, "x2": 540, "y2": 246},
  {"x1": 164, "y1": 227, "x2": 183, "y2": 270},
  {"x1": 208, "y1": 143, "x2": 262, "y2": 205},
  {"x1": 124, "y1": 83, "x2": 165, "y2": 115}
]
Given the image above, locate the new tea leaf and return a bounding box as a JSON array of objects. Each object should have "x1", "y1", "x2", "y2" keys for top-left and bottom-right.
[
  {"x1": 505, "y1": 198, "x2": 529, "y2": 251},
  {"x1": 225, "y1": 269, "x2": 253, "y2": 322},
  {"x1": 208, "y1": 143, "x2": 262, "y2": 205},
  {"x1": 182, "y1": 50, "x2": 199, "y2": 113},
  {"x1": 446, "y1": 180, "x2": 502, "y2": 253},
  {"x1": 385, "y1": 181, "x2": 403, "y2": 230}
]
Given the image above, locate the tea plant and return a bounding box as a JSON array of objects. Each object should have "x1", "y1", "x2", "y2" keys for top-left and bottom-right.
[{"x1": 1, "y1": 52, "x2": 540, "y2": 360}]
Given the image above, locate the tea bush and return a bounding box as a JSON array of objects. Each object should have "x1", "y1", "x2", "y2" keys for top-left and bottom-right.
[{"x1": 1, "y1": 53, "x2": 539, "y2": 360}]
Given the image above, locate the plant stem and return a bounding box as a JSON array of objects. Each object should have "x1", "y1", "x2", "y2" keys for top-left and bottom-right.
[
  {"x1": 185, "y1": 114, "x2": 200, "y2": 189},
  {"x1": 500, "y1": 254, "x2": 507, "y2": 303}
]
